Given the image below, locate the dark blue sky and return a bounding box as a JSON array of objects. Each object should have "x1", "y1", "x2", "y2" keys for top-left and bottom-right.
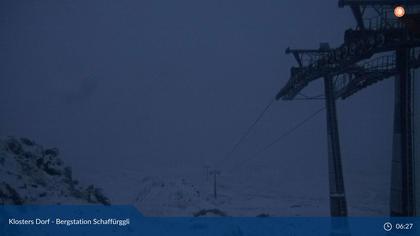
[{"x1": 0, "y1": 0, "x2": 396, "y2": 205}]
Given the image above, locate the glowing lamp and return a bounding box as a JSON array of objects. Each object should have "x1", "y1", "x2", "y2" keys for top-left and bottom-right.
[{"x1": 394, "y1": 6, "x2": 405, "y2": 18}]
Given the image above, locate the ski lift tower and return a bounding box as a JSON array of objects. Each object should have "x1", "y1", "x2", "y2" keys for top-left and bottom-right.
[
  {"x1": 276, "y1": 43, "x2": 349, "y2": 217},
  {"x1": 276, "y1": 0, "x2": 420, "y2": 217},
  {"x1": 338, "y1": 0, "x2": 420, "y2": 217}
]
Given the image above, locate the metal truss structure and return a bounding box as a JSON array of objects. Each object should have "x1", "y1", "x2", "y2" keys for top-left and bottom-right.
[
  {"x1": 279, "y1": 47, "x2": 420, "y2": 100},
  {"x1": 276, "y1": 0, "x2": 420, "y2": 217}
]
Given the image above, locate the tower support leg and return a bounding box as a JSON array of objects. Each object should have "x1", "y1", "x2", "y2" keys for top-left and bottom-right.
[
  {"x1": 324, "y1": 76, "x2": 348, "y2": 217},
  {"x1": 390, "y1": 47, "x2": 415, "y2": 216}
]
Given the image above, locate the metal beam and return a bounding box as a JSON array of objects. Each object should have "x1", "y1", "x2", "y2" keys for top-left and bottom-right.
[
  {"x1": 350, "y1": 5, "x2": 366, "y2": 30},
  {"x1": 390, "y1": 46, "x2": 415, "y2": 216},
  {"x1": 324, "y1": 76, "x2": 348, "y2": 217},
  {"x1": 339, "y1": 0, "x2": 420, "y2": 7}
]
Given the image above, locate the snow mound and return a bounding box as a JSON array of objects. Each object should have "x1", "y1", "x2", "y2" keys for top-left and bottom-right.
[
  {"x1": 0, "y1": 137, "x2": 109, "y2": 205},
  {"x1": 133, "y1": 176, "x2": 230, "y2": 216}
]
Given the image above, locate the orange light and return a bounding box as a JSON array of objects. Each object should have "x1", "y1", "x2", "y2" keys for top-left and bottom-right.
[{"x1": 394, "y1": 6, "x2": 405, "y2": 18}]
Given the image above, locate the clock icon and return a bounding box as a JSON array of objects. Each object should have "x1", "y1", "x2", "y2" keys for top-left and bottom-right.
[{"x1": 384, "y1": 222, "x2": 393, "y2": 232}]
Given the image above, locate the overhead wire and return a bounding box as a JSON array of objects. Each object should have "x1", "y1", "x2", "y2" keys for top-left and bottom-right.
[
  {"x1": 214, "y1": 96, "x2": 276, "y2": 169},
  {"x1": 225, "y1": 106, "x2": 325, "y2": 172}
]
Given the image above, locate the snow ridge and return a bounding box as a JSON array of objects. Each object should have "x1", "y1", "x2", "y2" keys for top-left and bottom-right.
[{"x1": 0, "y1": 137, "x2": 109, "y2": 205}]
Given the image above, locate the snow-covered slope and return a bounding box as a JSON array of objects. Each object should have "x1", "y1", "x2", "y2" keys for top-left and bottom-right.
[
  {"x1": 132, "y1": 176, "x2": 232, "y2": 216},
  {"x1": 0, "y1": 136, "x2": 386, "y2": 216},
  {"x1": 0, "y1": 137, "x2": 109, "y2": 205},
  {"x1": 129, "y1": 175, "x2": 326, "y2": 217}
]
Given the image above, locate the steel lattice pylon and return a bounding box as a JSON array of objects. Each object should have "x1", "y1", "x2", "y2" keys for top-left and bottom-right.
[{"x1": 276, "y1": 0, "x2": 420, "y2": 218}]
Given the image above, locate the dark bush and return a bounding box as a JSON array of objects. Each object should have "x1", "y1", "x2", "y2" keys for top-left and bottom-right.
[{"x1": 193, "y1": 208, "x2": 227, "y2": 217}]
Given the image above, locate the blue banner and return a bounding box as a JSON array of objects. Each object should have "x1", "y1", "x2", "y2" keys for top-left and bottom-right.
[{"x1": 0, "y1": 206, "x2": 418, "y2": 236}]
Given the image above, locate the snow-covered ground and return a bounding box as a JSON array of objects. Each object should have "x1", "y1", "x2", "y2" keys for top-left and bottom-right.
[
  {"x1": 78, "y1": 163, "x2": 388, "y2": 217},
  {"x1": 0, "y1": 137, "x2": 109, "y2": 205},
  {"x1": 1, "y1": 136, "x2": 388, "y2": 216}
]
